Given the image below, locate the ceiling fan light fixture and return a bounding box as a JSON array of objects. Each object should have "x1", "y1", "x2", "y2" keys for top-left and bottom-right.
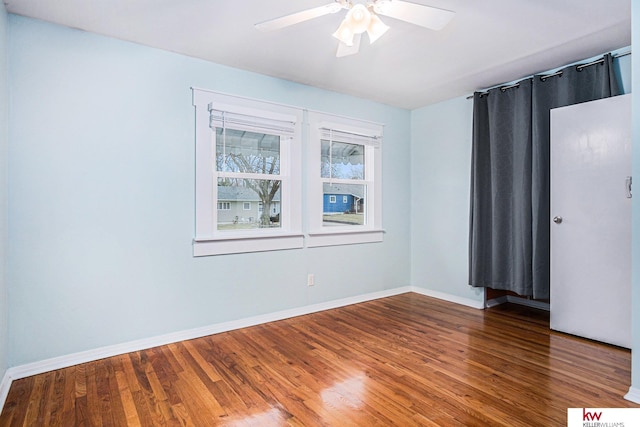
[
  {"x1": 366, "y1": 13, "x2": 389, "y2": 44},
  {"x1": 332, "y1": 19, "x2": 355, "y2": 46},
  {"x1": 256, "y1": 0, "x2": 456, "y2": 58},
  {"x1": 345, "y1": 3, "x2": 371, "y2": 34}
]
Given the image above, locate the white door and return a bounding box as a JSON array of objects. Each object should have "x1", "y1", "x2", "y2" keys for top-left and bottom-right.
[{"x1": 550, "y1": 94, "x2": 631, "y2": 348}]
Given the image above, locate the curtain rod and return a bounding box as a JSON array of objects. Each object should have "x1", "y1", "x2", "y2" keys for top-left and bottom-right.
[{"x1": 466, "y1": 50, "x2": 631, "y2": 99}]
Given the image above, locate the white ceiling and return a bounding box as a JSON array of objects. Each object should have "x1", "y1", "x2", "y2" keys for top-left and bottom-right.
[{"x1": 4, "y1": 0, "x2": 631, "y2": 110}]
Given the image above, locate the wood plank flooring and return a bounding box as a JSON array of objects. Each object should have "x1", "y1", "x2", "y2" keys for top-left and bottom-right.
[{"x1": 0, "y1": 293, "x2": 636, "y2": 426}]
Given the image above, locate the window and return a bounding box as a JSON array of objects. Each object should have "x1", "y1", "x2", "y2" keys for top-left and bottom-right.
[
  {"x1": 307, "y1": 112, "x2": 383, "y2": 247},
  {"x1": 193, "y1": 89, "x2": 303, "y2": 256}
]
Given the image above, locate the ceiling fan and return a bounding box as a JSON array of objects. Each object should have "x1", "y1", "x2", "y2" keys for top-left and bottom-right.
[{"x1": 255, "y1": 0, "x2": 455, "y2": 57}]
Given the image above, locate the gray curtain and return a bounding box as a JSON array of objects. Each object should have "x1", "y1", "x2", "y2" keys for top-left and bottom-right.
[{"x1": 469, "y1": 54, "x2": 620, "y2": 300}]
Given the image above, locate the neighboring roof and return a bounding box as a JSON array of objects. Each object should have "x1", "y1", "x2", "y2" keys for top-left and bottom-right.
[
  {"x1": 218, "y1": 185, "x2": 281, "y2": 202},
  {"x1": 323, "y1": 184, "x2": 365, "y2": 199}
]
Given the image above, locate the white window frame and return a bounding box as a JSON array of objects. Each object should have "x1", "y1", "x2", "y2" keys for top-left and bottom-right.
[
  {"x1": 307, "y1": 111, "x2": 384, "y2": 247},
  {"x1": 329, "y1": 195, "x2": 337, "y2": 204},
  {"x1": 343, "y1": 196, "x2": 348, "y2": 204},
  {"x1": 243, "y1": 202, "x2": 251, "y2": 211},
  {"x1": 192, "y1": 89, "x2": 303, "y2": 256},
  {"x1": 217, "y1": 202, "x2": 230, "y2": 210}
]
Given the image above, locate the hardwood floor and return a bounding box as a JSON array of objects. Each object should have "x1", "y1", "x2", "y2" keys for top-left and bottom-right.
[{"x1": 0, "y1": 293, "x2": 636, "y2": 426}]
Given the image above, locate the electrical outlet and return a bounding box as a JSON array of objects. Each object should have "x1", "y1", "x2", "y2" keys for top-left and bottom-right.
[{"x1": 307, "y1": 274, "x2": 315, "y2": 287}]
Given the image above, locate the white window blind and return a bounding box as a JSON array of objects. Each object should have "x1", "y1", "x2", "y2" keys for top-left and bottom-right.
[
  {"x1": 319, "y1": 127, "x2": 382, "y2": 148},
  {"x1": 209, "y1": 106, "x2": 297, "y2": 135}
]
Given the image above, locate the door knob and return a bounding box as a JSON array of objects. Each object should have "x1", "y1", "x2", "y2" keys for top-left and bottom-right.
[{"x1": 553, "y1": 216, "x2": 563, "y2": 224}]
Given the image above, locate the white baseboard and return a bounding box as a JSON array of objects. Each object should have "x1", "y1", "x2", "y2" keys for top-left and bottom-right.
[
  {"x1": 0, "y1": 370, "x2": 11, "y2": 412},
  {"x1": 0, "y1": 285, "x2": 481, "y2": 410},
  {"x1": 4, "y1": 286, "x2": 412, "y2": 384},
  {"x1": 410, "y1": 286, "x2": 485, "y2": 309},
  {"x1": 625, "y1": 386, "x2": 640, "y2": 404}
]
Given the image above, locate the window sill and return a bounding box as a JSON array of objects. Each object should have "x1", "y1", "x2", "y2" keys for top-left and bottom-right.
[
  {"x1": 194, "y1": 233, "x2": 304, "y2": 256},
  {"x1": 306, "y1": 229, "x2": 385, "y2": 248}
]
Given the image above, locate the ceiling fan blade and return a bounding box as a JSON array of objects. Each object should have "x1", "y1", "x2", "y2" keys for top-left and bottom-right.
[
  {"x1": 336, "y1": 34, "x2": 361, "y2": 57},
  {"x1": 255, "y1": 3, "x2": 343, "y2": 32},
  {"x1": 375, "y1": 0, "x2": 455, "y2": 31}
]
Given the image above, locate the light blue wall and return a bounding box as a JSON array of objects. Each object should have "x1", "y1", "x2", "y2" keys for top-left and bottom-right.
[
  {"x1": 410, "y1": 96, "x2": 483, "y2": 303},
  {"x1": 410, "y1": 54, "x2": 632, "y2": 304},
  {"x1": 631, "y1": 0, "x2": 640, "y2": 390},
  {"x1": 0, "y1": 2, "x2": 9, "y2": 381},
  {"x1": 6, "y1": 15, "x2": 411, "y2": 366}
]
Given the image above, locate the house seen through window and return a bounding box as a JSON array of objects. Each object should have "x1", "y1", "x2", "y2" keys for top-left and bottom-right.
[
  {"x1": 216, "y1": 127, "x2": 281, "y2": 230},
  {"x1": 321, "y1": 139, "x2": 366, "y2": 226}
]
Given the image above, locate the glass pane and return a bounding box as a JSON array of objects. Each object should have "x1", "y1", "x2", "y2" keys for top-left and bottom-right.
[
  {"x1": 322, "y1": 183, "x2": 365, "y2": 226},
  {"x1": 321, "y1": 140, "x2": 364, "y2": 179},
  {"x1": 216, "y1": 128, "x2": 280, "y2": 174},
  {"x1": 217, "y1": 178, "x2": 282, "y2": 230}
]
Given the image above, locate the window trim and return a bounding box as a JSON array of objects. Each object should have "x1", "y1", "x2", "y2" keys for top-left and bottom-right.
[
  {"x1": 307, "y1": 111, "x2": 384, "y2": 248},
  {"x1": 192, "y1": 89, "x2": 303, "y2": 256}
]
